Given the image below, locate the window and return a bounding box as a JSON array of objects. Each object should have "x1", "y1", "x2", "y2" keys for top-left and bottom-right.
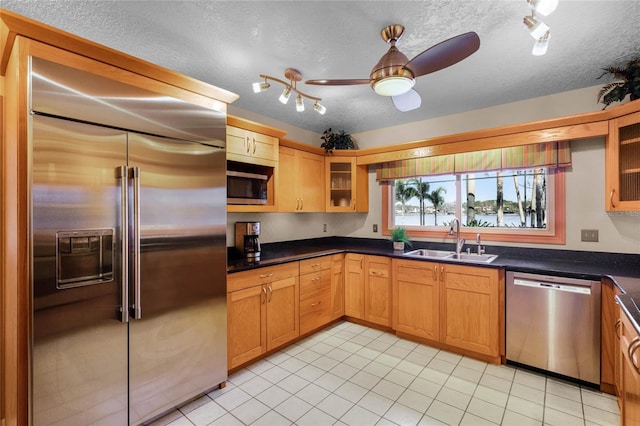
[{"x1": 383, "y1": 168, "x2": 566, "y2": 244}]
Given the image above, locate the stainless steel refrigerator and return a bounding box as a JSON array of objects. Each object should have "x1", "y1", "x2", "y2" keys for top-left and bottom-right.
[{"x1": 30, "y1": 58, "x2": 228, "y2": 425}]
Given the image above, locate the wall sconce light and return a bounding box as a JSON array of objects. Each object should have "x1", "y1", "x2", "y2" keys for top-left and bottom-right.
[
  {"x1": 252, "y1": 68, "x2": 326, "y2": 114},
  {"x1": 522, "y1": 0, "x2": 558, "y2": 56}
]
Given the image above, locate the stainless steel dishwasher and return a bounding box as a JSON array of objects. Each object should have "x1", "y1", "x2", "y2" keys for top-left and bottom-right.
[{"x1": 506, "y1": 271, "x2": 601, "y2": 385}]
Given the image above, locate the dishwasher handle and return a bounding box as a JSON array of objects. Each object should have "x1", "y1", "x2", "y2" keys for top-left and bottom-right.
[{"x1": 513, "y1": 278, "x2": 592, "y2": 295}]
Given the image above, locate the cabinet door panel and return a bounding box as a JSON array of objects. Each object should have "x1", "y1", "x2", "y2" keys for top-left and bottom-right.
[
  {"x1": 344, "y1": 254, "x2": 365, "y2": 319},
  {"x1": 393, "y1": 260, "x2": 439, "y2": 341},
  {"x1": 365, "y1": 256, "x2": 391, "y2": 326},
  {"x1": 252, "y1": 132, "x2": 278, "y2": 162},
  {"x1": 266, "y1": 276, "x2": 299, "y2": 350},
  {"x1": 227, "y1": 286, "x2": 265, "y2": 368},
  {"x1": 298, "y1": 151, "x2": 325, "y2": 211},
  {"x1": 226, "y1": 126, "x2": 250, "y2": 157},
  {"x1": 441, "y1": 266, "x2": 499, "y2": 356},
  {"x1": 277, "y1": 146, "x2": 298, "y2": 211},
  {"x1": 331, "y1": 255, "x2": 345, "y2": 319}
]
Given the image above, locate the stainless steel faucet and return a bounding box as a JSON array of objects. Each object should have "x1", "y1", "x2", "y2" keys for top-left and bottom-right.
[
  {"x1": 476, "y1": 233, "x2": 485, "y2": 255},
  {"x1": 449, "y1": 217, "x2": 465, "y2": 257}
]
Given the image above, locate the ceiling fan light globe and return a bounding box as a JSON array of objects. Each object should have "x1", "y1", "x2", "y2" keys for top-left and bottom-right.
[{"x1": 374, "y1": 77, "x2": 415, "y2": 96}]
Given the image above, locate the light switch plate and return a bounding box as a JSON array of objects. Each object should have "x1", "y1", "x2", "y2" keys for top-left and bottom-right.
[{"x1": 581, "y1": 229, "x2": 599, "y2": 242}]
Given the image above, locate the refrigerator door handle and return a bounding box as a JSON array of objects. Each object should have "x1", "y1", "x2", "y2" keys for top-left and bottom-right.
[
  {"x1": 130, "y1": 166, "x2": 142, "y2": 319},
  {"x1": 117, "y1": 166, "x2": 129, "y2": 323}
]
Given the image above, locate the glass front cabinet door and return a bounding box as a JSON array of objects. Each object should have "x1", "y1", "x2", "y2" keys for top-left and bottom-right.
[
  {"x1": 606, "y1": 110, "x2": 640, "y2": 211},
  {"x1": 326, "y1": 157, "x2": 368, "y2": 212}
]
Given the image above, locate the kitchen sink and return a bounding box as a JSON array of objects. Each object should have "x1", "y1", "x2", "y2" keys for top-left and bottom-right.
[
  {"x1": 403, "y1": 249, "x2": 498, "y2": 264},
  {"x1": 403, "y1": 249, "x2": 455, "y2": 259},
  {"x1": 450, "y1": 253, "x2": 499, "y2": 264}
]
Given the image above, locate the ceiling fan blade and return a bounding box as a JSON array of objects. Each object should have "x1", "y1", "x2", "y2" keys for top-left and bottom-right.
[
  {"x1": 305, "y1": 79, "x2": 371, "y2": 86},
  {"x1": 392, "y1": 89, "x2": 421, "y2": 112},
  {"x1": 404, "y1": 32, "x2": 480, "y2": 77}
]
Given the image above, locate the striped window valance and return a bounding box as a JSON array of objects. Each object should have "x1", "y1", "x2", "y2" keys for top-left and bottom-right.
[{"x1": 376, "y1": 141, "x2": 571, "y2": 182}]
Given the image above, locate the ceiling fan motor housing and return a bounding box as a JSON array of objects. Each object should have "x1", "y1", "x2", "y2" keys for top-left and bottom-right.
[{"x1": 370, "y1": 46, "x2": 415, "y2": 95}]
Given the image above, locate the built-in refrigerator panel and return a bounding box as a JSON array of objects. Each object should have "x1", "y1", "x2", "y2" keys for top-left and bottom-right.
[
  {"x1": 30, "y1": 57, "x2": 228, "y2": 425},
  {"x1": 127, "y1": 133, "x2": 227, "y2": 424},
  {"x1": 31, "y1": 115, "x2": 129, "y2": 425}
]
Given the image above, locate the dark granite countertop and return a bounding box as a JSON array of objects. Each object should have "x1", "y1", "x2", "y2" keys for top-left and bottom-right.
[{"x1": 228, "y1": 236, "x2": 640, "y2": 328}]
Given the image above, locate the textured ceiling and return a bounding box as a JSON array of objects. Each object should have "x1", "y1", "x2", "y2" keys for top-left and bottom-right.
[{"x1": 3, "y1": 1, "x2": 640, "y2": 135}]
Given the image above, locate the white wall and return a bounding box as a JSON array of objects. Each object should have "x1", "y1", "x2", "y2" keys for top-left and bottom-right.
[{"x1": 228, "y1": 87, "x2": 640, "y2": 254}]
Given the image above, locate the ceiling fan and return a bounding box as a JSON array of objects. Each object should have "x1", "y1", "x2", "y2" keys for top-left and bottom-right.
[{"x1": 305, "y1": 25, "x2": 480, "y2": 112}]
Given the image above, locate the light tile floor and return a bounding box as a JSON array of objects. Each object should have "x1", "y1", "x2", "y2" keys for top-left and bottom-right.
[{"x1": 150, "y1": 321, "x2": 620, "y2": 426}]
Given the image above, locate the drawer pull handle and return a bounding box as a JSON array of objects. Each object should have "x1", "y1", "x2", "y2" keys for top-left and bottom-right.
[
  {"x1": 610, "y1": 189, "x2": 617, "y2": 209},
  {"x1": 629, "y1": 338, "x2": 640, "y2": 374},
  {"x1": 311, "y1": 301, "x2": 322, "y2": 307},
  {"x1": 312, "y1": 277, "x2": 321, "y2": 282},
  {"x1": 615, "y1": 319, "x2": 621, "y2": 340},
  {"x1": 259, "y1": 273, "x2": 274, "y2": 279}
]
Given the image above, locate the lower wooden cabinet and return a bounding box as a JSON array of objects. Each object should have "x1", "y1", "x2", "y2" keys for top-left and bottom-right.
[
  {"x1": 441, "y1": 264, "x2": 500, "y2": 357},
  {"x1": 619, "y1": 305, "x2": 640, "y2": 424},
  {"x1": 365, "y1": 256, "x2": 392, "y2": 326},
  {"x1": 330, "y1": 254, "x2": 345, "y2": 320},
  {"x1": 601, "y1": 277, "x2": 621, "y2": 395},
  {"x1": 345, "y1": 253, "x2": 365, "y2": 318},
  {"x1": 227, "y1": 263, "x2": 299, "y2": 369},
  {"x1": 392, "y1": 258, "x2": 501, "y2": 360},
  {"x1": 393, "y1": 259, "x2": 440, "y2": 341},
  {"x1": 299, "y1": 257, "x2": 333, "y2": 334},
  {"x1": 344, "y1": 254, "x2": 391, "y2": 326}
]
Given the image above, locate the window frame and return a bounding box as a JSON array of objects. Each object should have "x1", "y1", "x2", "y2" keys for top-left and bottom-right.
[{"x1": 382, "y1": 168, "x2": 566, "y2": 245}]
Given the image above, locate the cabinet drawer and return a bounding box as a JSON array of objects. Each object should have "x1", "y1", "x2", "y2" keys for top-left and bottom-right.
[
  {"x1": 300, "y1": 275, "x2": 330, "y2": 299},
  {"x1": 300, "y1": 257, "x2": 332, "y2": 275},
  {"x1": 300, "y1": 285, "x2": 331, "y2": 334},
  {"x1": 227, "y1": 262, "x2": 299, "y2": 292}
]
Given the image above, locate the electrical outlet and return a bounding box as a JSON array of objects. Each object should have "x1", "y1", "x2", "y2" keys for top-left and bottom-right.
[
  {"x1": 323, "y1": 223, "x2": 327, "y2": 233},
  {"x1": 373, "y1": 224, "x2": 378, "y2": 233},
  {"x1": 581, "y1": 229, "x2": 599, "y2": 242}
]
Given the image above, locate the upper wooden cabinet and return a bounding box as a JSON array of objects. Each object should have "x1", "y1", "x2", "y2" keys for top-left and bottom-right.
[
  {"x1": 227, "y1": 125, "x2": 279, "y2": 167},
  {"x1": 278, "y1": 145, "x2": 325, "y2": 212},
  {"x1": 606, "y1": 110, "x2": 640, "y2": 211},
  {"x1": 326, "y1": 156, "x2": 368, "y2": 212}
]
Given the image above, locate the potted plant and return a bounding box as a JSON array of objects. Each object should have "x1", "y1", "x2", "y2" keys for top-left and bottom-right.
[
  {"x1": 597, "y1": 58, "x2": 640, "y2": 109},
  {"x1": 320, "y1": 128, "x2": 356, "y2": 153},
  {"x1": 390, "y1": 226, "x2": 412, "y2": 251}
]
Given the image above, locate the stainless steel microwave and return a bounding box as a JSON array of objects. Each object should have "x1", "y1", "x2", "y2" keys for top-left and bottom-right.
[{"x1": 227, "y1": 170, "x2": 268, "y2": 205}]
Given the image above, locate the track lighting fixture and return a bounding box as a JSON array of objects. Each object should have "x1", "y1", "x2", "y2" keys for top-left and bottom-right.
[
  {"x1": 527, "y1": 0, "x2": 558, "y2": 16},
  {"x1": 295, "y1": 94, "x2": 304, "y2": 112},
  {"x1": 522, "y1": 0, "x2": 558, "y2": 56},
  {"x1": 252, "y1": 68, "x2": 326, "y2": 114},
  {"x1": 523, "y1": 15, "x2": 550, "y2": 40},
  {"x1": 532, "y1": 31, "x2": 551, "y2": 56},
  {"x1": 278, "y1": 86, "x2": 291, "y2": 104}
]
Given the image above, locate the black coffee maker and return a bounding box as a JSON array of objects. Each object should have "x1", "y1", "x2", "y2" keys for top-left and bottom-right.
[{"x1": 235, "y1": 222, "x2": 261, "y2": 261}]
